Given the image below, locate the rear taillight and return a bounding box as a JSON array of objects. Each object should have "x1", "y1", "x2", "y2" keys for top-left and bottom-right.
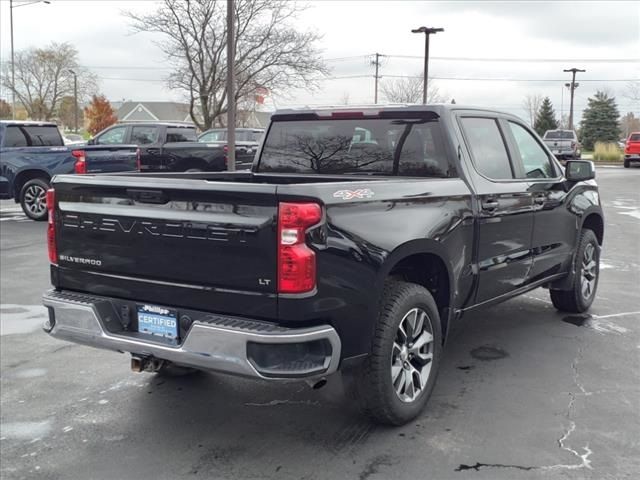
[
  {"x1": 571, "y1": 141, "x2": 576, "y2": 149},
  {"x1": 136, "y1": 148, "x2": 141, "y2": 171},
  {"x1": 72, "y1": 150, "x2": 86, "y2": 174},
  {"x1": 46, "y1": 188, "x2": 57, "y2": 264},
  {"x1": 277, "y1": 202, "x2": 322, "y2": 294}
]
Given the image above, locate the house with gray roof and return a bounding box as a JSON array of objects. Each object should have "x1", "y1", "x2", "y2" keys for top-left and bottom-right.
[{"x1": 115, "y1": 101, "x2": 272, "y2": 129}]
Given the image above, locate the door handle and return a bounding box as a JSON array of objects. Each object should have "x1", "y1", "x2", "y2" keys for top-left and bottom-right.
[{"x1": 481, "y1": 199, "x2": 499, "y2": 211}]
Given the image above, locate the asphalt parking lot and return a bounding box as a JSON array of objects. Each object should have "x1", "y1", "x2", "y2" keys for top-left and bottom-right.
[{"x1": 1, "y1": 166, "x2": 639, "y2": 480}]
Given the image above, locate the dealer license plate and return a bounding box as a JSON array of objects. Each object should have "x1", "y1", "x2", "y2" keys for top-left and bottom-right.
[{"x1": 137, "y1": 304, "x2": 178, "y2": 340}]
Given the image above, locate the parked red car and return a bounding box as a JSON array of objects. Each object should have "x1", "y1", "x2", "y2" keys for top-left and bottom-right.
[{"x1": 624, "y1": 132, "x2": 640, "y2": 168}]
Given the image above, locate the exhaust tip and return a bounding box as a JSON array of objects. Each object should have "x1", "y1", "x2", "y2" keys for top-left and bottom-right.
[{"x1": 131, "y1": 356, "x2": 144, "y2": 373}]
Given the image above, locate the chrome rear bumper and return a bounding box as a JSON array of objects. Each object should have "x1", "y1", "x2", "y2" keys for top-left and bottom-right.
[{"x1": 42, "y1": 290, "x2": 341, "y2": 380}]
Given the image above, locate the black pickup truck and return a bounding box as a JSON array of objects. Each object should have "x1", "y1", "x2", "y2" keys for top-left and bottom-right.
[
  {"x1": 89, "y1": 122, "x2": 226, "y2": 172},
  {"x1": 42, "y1": 105, "x2": 604, "y2": 425}
]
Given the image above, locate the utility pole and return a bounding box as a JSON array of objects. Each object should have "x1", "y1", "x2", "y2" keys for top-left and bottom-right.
[
  {"x1": 69, "y1": 70, "x2": 78, "y2": 132},
  {"x1": 412, "y1": 26, "x2": 444, "y2": 104},
  {"x1": 563, "y1": 68, "x2": 585, "y2": 130},
  {"x1": 372, "y1": 53, "x2": 383, "y2": 104},
  {"x1": 226, "y1": 0, "x2": 236, "y2": 171},
  {"x1": 9, "y1": 1, "x2": 50, "y2": 120}
]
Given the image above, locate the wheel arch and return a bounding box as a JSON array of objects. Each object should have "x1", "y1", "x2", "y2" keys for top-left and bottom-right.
[
  {"x1": 581, "y1": 212, "x2": 604, "y2": 245},
  {"x1": 13, "y1": 169, "x2": 51, "y2": 200},
  {"x1": 378, "y1": 240, "x2": 454, "y2": 343}
]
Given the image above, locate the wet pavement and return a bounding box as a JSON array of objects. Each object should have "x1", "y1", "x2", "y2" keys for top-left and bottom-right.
[{"x1": 1, "y1": 166, "x2": 639, "y2": 479}]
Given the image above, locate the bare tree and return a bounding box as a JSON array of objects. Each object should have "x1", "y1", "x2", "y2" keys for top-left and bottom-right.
[
  {"x1": 380, "y1": 75, "x2": 446, "y2": 104},
  {"x1": 1, "y1": 42, "x2": 97, "y2": 121},
  {"x1": 522, "y1": 94, "x2": 543, "y2": 126},
  {"x1": 622, "y1": 81, "x2": 640, "y2": 103},
  {"x1": 126, "y1": 0, "x2": 327, "y2": 130},
  {"x1": 340, "y1": 91, "x2": 350, "y2": 105}
]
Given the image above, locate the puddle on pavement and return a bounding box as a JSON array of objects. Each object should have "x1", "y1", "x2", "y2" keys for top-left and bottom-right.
[
  {"x1": 0, "y1": 305, "x2": 47, "y2": 335},
  {"x1": 1, "y1": 420, "x2": 52, "y2": 440},
  {"x1": 562, "y1": 314, "x2": 591, "y2": 326},
  {"x1": 470, "y1": 346, "x2": 508, "y2": 361}
]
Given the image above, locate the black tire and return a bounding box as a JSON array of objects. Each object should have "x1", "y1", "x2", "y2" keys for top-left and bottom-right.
[
  {"x1": 550, "y1": 229, "x2": 600, "y2": 313},
  {"x1": 19, "y1": 177, "x2": 50, "y2": 221},
  {"x1": 352, "y1": 281, "x2": 442, "y2": 426},
  {"x1": 624, "y1": 159, "x2": 630, "y2": 168}
]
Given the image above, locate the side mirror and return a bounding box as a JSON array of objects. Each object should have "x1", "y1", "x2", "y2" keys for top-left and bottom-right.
[
  {"x1": 87, "y1": 138, "x2": 96, "y2": 145},
  {"x1": 565, "y1": 160, "x2": 595, "y2": 182}
]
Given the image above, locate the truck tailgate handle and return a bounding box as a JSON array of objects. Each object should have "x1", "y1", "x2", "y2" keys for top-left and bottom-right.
[{"x1": 127, "y1": 189, "x2": 169, "y2": 204}]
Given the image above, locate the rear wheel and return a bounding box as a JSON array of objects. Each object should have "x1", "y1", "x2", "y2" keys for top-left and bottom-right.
[
  {"x1": 352, "y1": 281, "x2": 442, "y2": 425},
  {"x1": 550, "y1": 229, "x2": 599, "y2": 313},
  {"x1": 624, "y1": 159, "x2": 630, "y2": 168},
  {"x1": 19, "y1": 178, "x2": 49, "y2": 221}
]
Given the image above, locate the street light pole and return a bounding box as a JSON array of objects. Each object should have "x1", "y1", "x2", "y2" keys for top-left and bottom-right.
[
  {"x1": 10, "y1": 0, "x2": 15, "y2": 119},
  {"x1": 226, "y1": 0, "x2": 236, "y2": 171},
  {"x1": 412, "y1": 26, "x2": 444, "y2": 104},
  {"x1": 68, "y1": 70, "x2": 78, "y2": 133},
  {"x1": 9, "y1": 0, "x2": 51, "y2": 120},
  {"x1": 563, "y1": 67, "x2": 585, "y2": 130}
]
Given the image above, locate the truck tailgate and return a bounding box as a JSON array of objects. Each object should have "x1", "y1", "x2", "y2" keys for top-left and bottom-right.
[{"x1": 52, "y1": 175, "x2": 278, "y2": 318}]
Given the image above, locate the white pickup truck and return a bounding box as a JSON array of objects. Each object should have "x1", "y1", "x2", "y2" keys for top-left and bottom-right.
[{"x1": 543, "y1": 129, "x2": 581, "y2": 161}]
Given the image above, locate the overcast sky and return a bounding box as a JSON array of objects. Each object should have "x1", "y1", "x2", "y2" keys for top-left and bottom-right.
[{"x1": 0, "y1": 0, "x2": 638, "y2": 123}]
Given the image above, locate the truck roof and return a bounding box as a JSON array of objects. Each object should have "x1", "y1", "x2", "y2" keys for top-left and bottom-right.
[
  {"x1": 115, "y1": 121, "x2": 196, "y2": 128},
  {"x1": 0, "y1": 120, "x2": 59, "y2": 127},
  {"x1": 272, "y1": 103, "x2": 520, "y2": 119}
]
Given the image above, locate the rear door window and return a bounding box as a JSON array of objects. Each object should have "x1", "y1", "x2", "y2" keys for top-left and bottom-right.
[
  {"x1": 460, "y1": 117, "x2": 513, "y2": 179},
  {"x1": 23, "y1": 126, "x2": 63, "y2": 146},
  {"x1": 166, "y1": 127, "x2": 197, "y2": 143},
  {"x1": 258, "y1": 117, "x2": 453, "y2": 177},
  {"x1": 3, "y1": 126, "x2": 29, "y2": 147},
  {"x1": 130, "y1": 126, "x2": 158, "y2": 145}
]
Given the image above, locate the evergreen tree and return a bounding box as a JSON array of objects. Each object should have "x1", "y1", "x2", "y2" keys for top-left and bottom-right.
[
  {"x1": 579, "y1": 91, "x2": 621, "y2": 150},
  {"x1": 533, "y1": 97, "x2": 558, "y2": 136}
]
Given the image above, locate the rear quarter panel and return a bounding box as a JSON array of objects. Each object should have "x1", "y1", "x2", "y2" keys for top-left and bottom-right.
[
  {"x1": 0, "y1": 147, "x2": 75, "y2": 195},
  {"x1": 277, "y1": 178, "x2": 475, "y2": 358}
]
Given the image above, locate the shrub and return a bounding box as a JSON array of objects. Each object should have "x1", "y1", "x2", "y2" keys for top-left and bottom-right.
[{"x1": 593, "y1": 142, "x2": 623, "y2": 162}]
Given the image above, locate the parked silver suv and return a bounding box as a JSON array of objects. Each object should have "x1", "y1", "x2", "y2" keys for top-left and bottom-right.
[{"x1": 543, "y1": 129, "x2": 581, "y2": 161}]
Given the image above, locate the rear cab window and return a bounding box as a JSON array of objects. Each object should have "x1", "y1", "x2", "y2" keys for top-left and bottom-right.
[
  {"x1": 544, "y1": 130, "x2": 576, "y2": 140},
  {"x1": 629, "y1": 133, "x2": 640, "y2": 142},
  {"x1": 257, "y1": 114, "x2": 455, "y2": 177},
  {"x1": 3, "y1": 126, "x2": 29, "y2": 147},
  {"x1": 2, "y1": 125, "x2": 62, "y2": 147}
]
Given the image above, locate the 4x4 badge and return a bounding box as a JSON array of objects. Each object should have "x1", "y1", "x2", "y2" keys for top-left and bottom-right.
[{"x1": 333, "y1": 189, "x2": 375, "y2": 200}]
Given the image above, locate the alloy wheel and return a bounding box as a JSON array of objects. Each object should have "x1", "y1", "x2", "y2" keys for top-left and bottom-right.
[{"x1": 390, "y1": 307, "x2": 434, "y2": 403}]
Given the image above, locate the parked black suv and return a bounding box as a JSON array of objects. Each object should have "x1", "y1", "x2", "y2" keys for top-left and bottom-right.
[{"x1": 43, "y1": 105, "x2": 603, "y2": 425}]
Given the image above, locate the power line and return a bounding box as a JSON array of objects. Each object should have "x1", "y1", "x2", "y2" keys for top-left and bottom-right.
[
  {"x1": 387, "y1": 55, "x2": 640, "y2": 63},
  {"x1": 380, "y1": 75, "x2": 638, "y2": 82}
]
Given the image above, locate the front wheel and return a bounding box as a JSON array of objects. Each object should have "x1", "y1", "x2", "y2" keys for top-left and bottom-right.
[
  {"x1": 352, "y1": 281, "x2": 442, "y2": 425},
  {"x1": 624, "y1": 159, "x2": 630, "y2": 168},
  {"x1": 550, "y1": 229, "x2": 600, "y2": 313},
  {"x1": 20, "y1": 178, "x2": 50, "y2": 221}
]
